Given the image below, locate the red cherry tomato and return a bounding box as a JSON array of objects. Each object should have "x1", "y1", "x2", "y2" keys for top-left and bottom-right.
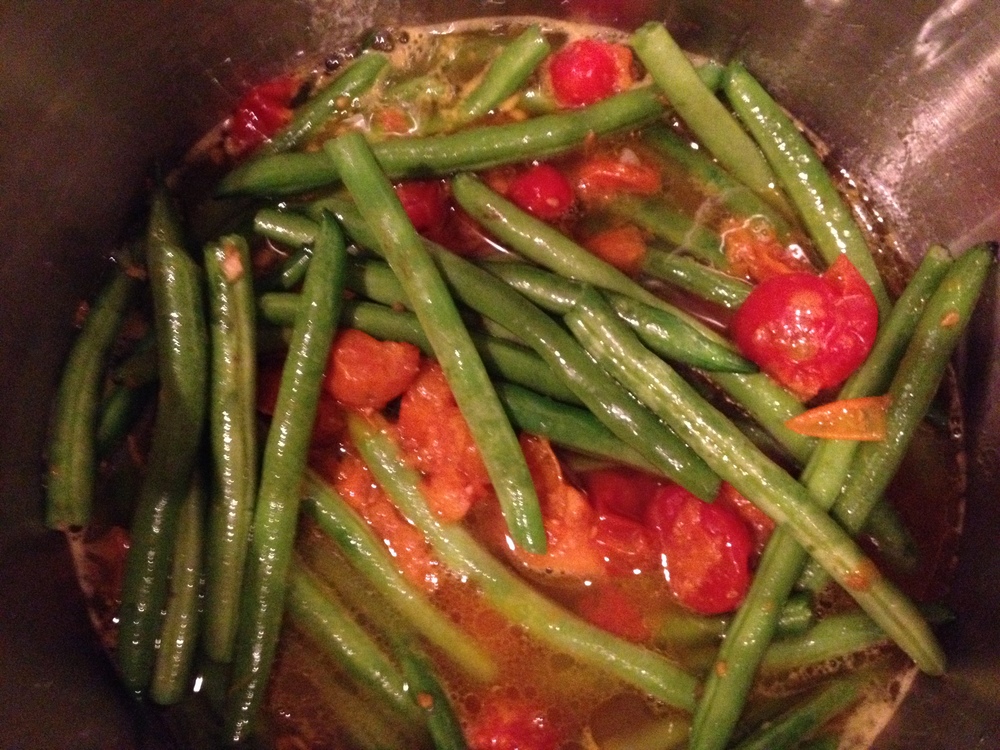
[
  {"x1": 645, "y1": 484, "x2": 753, "y2": 615},
  {"x1": 731, "y1": 254, "x2": 879, "y2": 400},
  {"x1": 548, "y1": 39, "x2": 631, "y2": 107},
  {"x1": 577, "y1": 583, "x2": 651, "y2": 642},
  {"x1": 394, "y1": 180, "x2": 450, "y2": 236},
  {"x1": 506, "y1": 164, "x2": 575, "y2": 221},
  {"x1": 582, "y1": 466, "x2": 660, "y2": 522},
  {"x1": 467, "y1": 699, "x2": 560, "y2": 750},
  {"x1": 592, "y1": 513, "x2": 658, "y2": 576},
  {"x1": 225, "y1": 75, "x2": 299, "y2": 157}
]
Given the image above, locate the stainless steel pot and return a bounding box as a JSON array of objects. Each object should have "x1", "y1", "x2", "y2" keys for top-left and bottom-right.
[{"x1": 1, "y1": 1, "x2": 997, "y2": 747}]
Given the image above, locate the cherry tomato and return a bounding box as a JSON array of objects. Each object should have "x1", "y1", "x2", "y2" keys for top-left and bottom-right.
[
  {"x1": 324, "y1": 329, "x2": 422, "y2": 410},
  {"x1": 573, "y1": 152, "x2": 662, "y2": 202},
  {"x1": 506, "y1": 164, "x2": 575, "y2": 221},
  {"x1": 467, "y1": 699, "x2": 560, "y2": 750},
  {"x1": 394, "y1": 180, "x2": 450, "y2": 236},
  {"x1": 547, "y1": 39, "x2": 632, "y2": 107},
  {"x1": 225, "y1": 75, "x2": 299, "y2": 157},
  {"x1": 731, "y1": 254, "x2": 879, "y2": 400},
  {"x1": 582, "y1": 225, "x2": 648, "y2": 275},
  {"x1": 592, "y1": 513, "x2": 658, "y2": 576},
  {"x1": 722, "y1": 216, "x2": 813, "y2": 283},
  {"x1": 645, "y1": 484, "x2": 753, "y2": 615},
  {"x1": 715, "y1": 482, "x2": 774, "y2": 561},
  {"x1": 581, "y1": 466, "x2": 660, "y2": 522}
]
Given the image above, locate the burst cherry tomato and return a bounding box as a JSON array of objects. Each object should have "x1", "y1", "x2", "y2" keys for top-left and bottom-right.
[
  {"x1": 324, "y1": 329, "x2": 422, "y2": 410},
  {"x1": 645, "y1": 484, "x2": 753, "y2": 615},
  {"x1": 547, "y1": 39, "x2": 632, "y2": 107},
  {"x1": 394, "y1": 180, "x2": 450, "y2": 236},
  {"x1": 581, "y1": 466, "x2": 660, "y2": 522},
  {"x1": 467, "y1": 699, "x2": 560, "y2": 750},
  {"x1": 506, "y1": 164, "x2": 575, "y2": 221},
  {"x1": 225, "y1": 75, "x2": 299, "y2": 157},
  {"x1": 731, "y1": 254, "x2": 879, "y2": 400}
]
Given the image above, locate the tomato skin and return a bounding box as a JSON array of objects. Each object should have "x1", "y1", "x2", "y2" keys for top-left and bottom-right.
[
  {"x1": 548, "y1": 39, "x2": 631, "y2": 107},
  {"x1": 582, "y1": 225, "x2": 648, "y2": 275},
  {"x1": 715, "y1": 482, "x2": 774, "y2": 561},
  {"x1": 573, "y1": 153, "x2": 662, "y2": 202},
  {"x1": 577, "y1": 583, "x2": 651, "y2": 642},
  {"x1": 645, "y1": 484, "x2": 753, "y2": 615},
  {"x1": 467, "y1": 699, "x2": 560, "y2": 750},
  {"x1": 324, "y1": 329, "x2": 422, "y2": 410},
  {"x1": 731, "y1": 255, "x2": 879, "y2": 400},
  {"x1": 394, "y1": 180, "x2": 450, "y2": 236},
  {"x1": 592, "y1": 513, "x2": 658, "y2": 577},
  {"x1": 722, "y1": 216, "x2": 813, "y2": 283},
  {"x1": 225, "y1": 75, "x2": 299, "y2": 157},
  {"x1": 581, "y1": 466, "x2": 660, "y2": 522},
  {"x1": 506, "y1": 164, "x2": 576, "y2": 221}
]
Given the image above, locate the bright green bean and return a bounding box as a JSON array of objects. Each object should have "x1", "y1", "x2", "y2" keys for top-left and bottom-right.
[
  {"x1": 630, "y1": 22, "x2": 784, "y2": 210},
  {"x1": 218, "y1": 85, "x2": 665, "y2": 196},
  {"x1": 225, "y1": 213, "x2": 346, "y2": 743},
  {"x1": 640, "y1": 250, "x2": 752, "y2": 310},
  {"x1": 150, "y1": 473, "x2": 205, "y2": 705},
  {"x1": 393, "y1": 638, "x2": 468, "y2": 750},
  {"x1": 203, "y1": 235, "x2": 259, "y2": 663},
  {"x1": 47, "y1": 270, "x2": 137, "y2": 528},
  {"x1": 608, "y1": 196, "x2": 726, "y2": 266},
  {"x1": 325, "y1": 130, "x2": 546, "y2": 554},
  {"x1": 723, "y1": 62, "x2": 891, "y2": 316},
  {"x1": 347, "y1": 411, "x2": 700, "y2": 712},
  {"x1": 455, "y1": 24, "x2": 550, "y2": 124},
  {"x1": 256, "y1": 52, "x2": 388, "y2": 156},
  {"x1": 118, "y1": 191, "x2": 208, "y2": 694}
]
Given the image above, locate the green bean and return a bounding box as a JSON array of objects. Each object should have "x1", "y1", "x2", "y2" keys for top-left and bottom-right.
[
  {"x1": 393, "y1": 639, "x2": 468, "y2": 750},
  {"x1": 484, "y1": 260, "x2": 755, "y2": 373},
  {"x1": 308, "y1": 672, "x2": 416, "y2": 750},
  {"x1": 455, "y1": 24, "x2": 550, "y2": 124},
  {"x1": 795, "y1": 736, "x2": 839, "y2": 750},
  {"x1": 218, "y1": 85, "x2": 665, "y2": 196},
  {"x1": 563, "y1": 290, "x2": 945, "y2": 677},
  {"x1": 325, "y1": 131, "x2": 546, "y2": 554},
  {"x1": 303, "y1": 472, "x2": 497, "y2": 683},
  {"x1": 224, "y1": 213, "x2": 346, "y2": 743},
  {"x1": 111, "y1": 332, "x2": 158, "y2": 388},
  {"x1": 255, "y1": 51, "x2": 388, "y2": 157},
  {"x1": 452, "y1": 173, "x2": 679, "y2": 310},
  {"x1": 731, "y1": 675, "x2": 865, "y2": 750},
  {"x1": 285, "y1": 560, "x2": 420, "y2": 724},
  {"x1": 630, "y1": 23, "x2": 784, "y2": 210},
  {"x1": 493, "y1": 381, "x2": 664, "y2": 474},
  {"x1": 347, "y1": 411, "x2": 700, "y2": 712},
  {"x1": 608, "y1": 196, "x2": 726, "y2": 266},
  {"x1": 150, "y1": 473, "x2": 205, "y2": 705},
  {"x1": 704, "y1": 371, "x2": 815, "y2": 466},
  {"x1": 46, "y1": 269, "x2": 137, "y2": 528},
  {"x1": 723, "y1": 62, "x2": 891, "y2": 315},
  {"x1": 254, "y1": 207, "x2": 317, "y2": 250},
  {"x1": 804, "y1": 243, "x2": 995, "y2": 585},
  {"x1": 654, "y1": 594, "x2": 813, "y2": 648},
  {"x1": 860, "y1": 499, "x2": 919, "y2": 574},
  {"x1": 117, "y1": 192, "x2": 209, "y2": 693},
  {"x1": 691, "y1": 245, "x2": 957, "y2": 750},
  {"x1": 597, "y1": 715, "x2": 689, "y2": 750},
  {"x1": 640, "y1": 124, "x2": 794, "y2": 237},
  {"x1": 429, "y1": 249, "x2": 720, "y2": 501},
  {"x1": 95, "y1": 381, "x2": 155, "y2": 459},
  {"x1": 640, "y1": 250, "x2": 752, "y2": 310},
  {"x1": 202, "y1": 235, "x2": 259, "y2": 663},
  {"x1": 760, "y1": 604, "x2": 953, "y2": 674}
]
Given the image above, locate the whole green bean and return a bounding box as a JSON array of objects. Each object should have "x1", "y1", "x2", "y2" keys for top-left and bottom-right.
[
  {"x1": 691, "y1": 245, "x2": 957, "y2": 750},
  {"x1": 255, "y1": 51, "x2": 388, "y2": 156},
  {"x1": 723, "y1": 62, "x2": 891, "y2": 316},
  {"x1": 640, "y1": 124, "x2": 794, "y2": 237},
  {"x1": 325, "y1": 131, "x2": 547, "y2": 554},
  {"x1": 150, "y1": 473, "x2": 205, "y2": 705},
  {"x1": 218, "y1": 85, "x2": 665, "y2": 196},
  {"x1": 303, "y1": 472, "x2": 497, "y2": 683},
  {"x1": 608, "y1": 196, "x2": 726, "y2": 267},
  {"x1": 285, "y1": 560, "x2": 420, "y2": 724},
  {"x1": 224, "y1": 213, "x2": 346, "y2": 743},
  {"x1": 95, "y1": 381, "x2": 155, "y2": 459},
  {"x1": 393, "y1": 638, "x2": 468, "y2": 750},
  {"x1": 805, "y1": 243, "x2": 995, "y2": 585},
  {"x1": 455, "y1": 24, "x2": 550, "y2": 124},
  {"x1": 347, "y1": 411, "x2": 700, "y2": 712},
  {"x1": 640, "y1": 250, "x2": 752, "y2": 310},
  {"x1": 117, "y1": 191, "x2": 208, "y2": 694},
  {"x1": 202, "y1": 235, "x2": 259, "y2": 663},
  {"x1": 731, "y1": 674, "x2": 865, "y2": 750},
  {"x1": 46, "y1": 269, "x2": 137, "y2": 528},
  {"x1": 630, "y1": 22, "x2": 785, "y2": 211},
  {"x1": 563, "y1": 289, "x2": 945, "y2": 677},
  {"x1": 254, "y1": 207, "x2": 317, "y2": 250},
  {"x1": 654, "y1": 593, "x2": 813, "y2": 648},
  {"x1": 484, "y1": 260, "x2": 754, "y2": 373}
]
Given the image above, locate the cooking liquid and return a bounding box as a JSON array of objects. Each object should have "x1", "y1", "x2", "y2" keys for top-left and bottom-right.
[{"x1": 70, "y1": 16, "x2": 964, "y2": 750}]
